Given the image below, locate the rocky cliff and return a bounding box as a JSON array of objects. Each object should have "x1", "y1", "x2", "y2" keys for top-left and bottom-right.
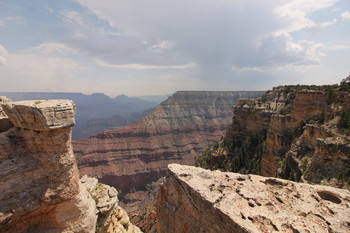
[
  {"x1": 74, "y1": 91, "x2": 264, "y2": 210},
  {"x1": 157, "y1": 164, "x2": 350, "y2": 233},
  {"x1": 0, "y1": 97, "x2": 140, "y2": 233},
  {"x1": 196, "y1": 78, "x2": 350, "y2": 189}
]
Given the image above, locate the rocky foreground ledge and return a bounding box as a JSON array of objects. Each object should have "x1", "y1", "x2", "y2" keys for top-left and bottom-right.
[
  {"x1": 157, "y1": 164, "x2": 350, "y2": 233},
  {"x1": 0, "y1": 97, "x2": 141, "y2": 233}
]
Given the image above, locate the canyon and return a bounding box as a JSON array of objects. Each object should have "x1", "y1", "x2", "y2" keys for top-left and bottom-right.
[
  {"x1": 73, "y1": 91, "x2": 264, "y2": 210},
  {"x1": 0, "y1": 97, "x2": 140, "y2": 233},
  {"x1": 0, "y1": 80, "x2": 349, "y2": 232}
]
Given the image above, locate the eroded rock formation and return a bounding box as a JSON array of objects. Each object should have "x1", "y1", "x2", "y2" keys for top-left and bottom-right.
[
  {"x1": 157, "y1": 164, "x2": 350, "y2": 233},
  {"x1": 73, "y1": 91, "x2": 264, "y2": 210},
  {"x1": 0, "y1": 97, "x2": 141, "y2": 233},
  {"x1": 197, "y1": 82, "x2": 350, "y2": 189}
]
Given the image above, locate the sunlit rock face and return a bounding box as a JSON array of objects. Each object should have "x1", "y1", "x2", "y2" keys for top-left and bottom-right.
[
  {"x1": 0, "y1": 98, "x2": 141, "y2": 233},
  {"x1": 157, "y1": 164, "x2": 350, "y2": 233},
  {"x1": 197, "y1": 84, "x2": 350, "y2": 190},
  {"x1": 73, "y1": 91, "x2": 264, "y2": 210}
]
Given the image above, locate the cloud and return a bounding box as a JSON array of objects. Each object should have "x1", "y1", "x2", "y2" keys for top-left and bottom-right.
[
  {"x1": 303, "y1": 19, "x2": 337, "y2": 33},
  {"x1": 59, "y1": 9, "x2": 121, "y2": 40},
  {"x1": 341, "y1": 11, "x2": 350, "y2": 21},
  {"x1": 71, "y1": 0, "x2": 338, "y2": 73},
  {"x1": 30, "y1": 42, "x2": 76, "y2": 55},
  {"x1": 0, "y1": 43, "x2": 84, "y2": 92},
  {"x1": 275, "y1": 0, "x2": 338, "y2": 34},
  {"x1": 0, "y1": 44, "x2": 8, "y2": 65},
  {"x1": 96, "y1": 59, "x2": 196, "y2": 70},
  {"x1": 149, "y1": 40, "x2": 176, "y2": 53},
  {"x1": 60, "y1": 9, "x2": 84, "y2": 25},
  {"x1": 0, "y1": 16, "x2": 24, "y2": 26}
]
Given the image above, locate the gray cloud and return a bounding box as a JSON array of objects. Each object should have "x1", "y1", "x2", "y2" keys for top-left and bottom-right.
[{"x1": 70, "y1": 0, "x2": 333, "y2": 73}]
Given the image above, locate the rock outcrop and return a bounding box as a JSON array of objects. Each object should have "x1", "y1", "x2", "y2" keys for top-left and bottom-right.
[
  {"x1": 0, "y1": 97, "x2": 140, "y2": 233},
  {"x1": 196, "y1": 82, "x2": 350, "y2": 189},
  {"x1": 81, "y1": 176, "x2": 142, "y2": 233},
  {"x1": 73, "y1": 91, "x2": 264, "y2": 210},
  {"x1": 157, "y1": 164, "x2": 350, "y2": 233},
  {"x1": 0, "y1": 96, "x2": 13, "y2": 132}
]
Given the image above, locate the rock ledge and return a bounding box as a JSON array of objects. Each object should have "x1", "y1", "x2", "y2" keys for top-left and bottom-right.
[{"x1": 157, "y1": 164, "x2": 350, "y2": 233}]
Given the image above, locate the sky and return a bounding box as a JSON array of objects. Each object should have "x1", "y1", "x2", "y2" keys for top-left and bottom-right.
[{"x1": 0, "y1": 0, "x2": 349, "y2": 97}]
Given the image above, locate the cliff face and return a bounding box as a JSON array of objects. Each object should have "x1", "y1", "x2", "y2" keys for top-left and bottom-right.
[
  {"x1": 74, "y1": 91, "x2": 264, "y2": 210},
  {"x1": 0, "y1": 97, "x2": 141, "y2": 233},
  {"x1": 196, "y1": 80, "x2": 350, "y2": 189},
  {"x1": 157, "y1": 164, "x2": 350, "y2": 233}
]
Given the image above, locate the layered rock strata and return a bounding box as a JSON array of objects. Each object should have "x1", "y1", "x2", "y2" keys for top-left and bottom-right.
[
  {"x1": 74, "y1": 91, "x2": 264, "y2": 209},
  {"x1": 157, "y1": 164, "x2": 350, "y2": 233},
  {"x1": 0, "y1": 98, "x2": 141, "y2": 233},
  {"x1": 197, "y1": 82, "x2": 350, "y2": 189}
]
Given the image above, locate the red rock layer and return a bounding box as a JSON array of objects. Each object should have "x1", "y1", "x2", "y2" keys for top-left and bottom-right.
[{"x1": 74, "y1": 91, "x2": 264, "y2": 197}]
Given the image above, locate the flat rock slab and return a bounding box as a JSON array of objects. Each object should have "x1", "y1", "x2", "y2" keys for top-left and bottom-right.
[
  {"x1": 2, "y1": 99, "x2": 75, "y2": 131},
  {"x1": 157, "y1": 164, "x2": 350, "y2": 233}
]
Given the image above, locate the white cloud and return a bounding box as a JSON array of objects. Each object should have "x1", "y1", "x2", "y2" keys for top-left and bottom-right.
[
  {"x1": 0, "y1": 16, "x2": 24, "y2": 26},
  {"x1": 275, "y1": 0, "x2": 338, "y2": 34},
  {"x1": 29, "y1": 42, "x2": 76, "y2": 55},
  {"x1": 96, "y1": 59, "x2": 196, "y2": 70},
  {"x1": 341, "y1": 11, "x2": 350, "y2": 21},
  {"x1": 303, "y1": 19, "x2": 337, "y2": 33},
  {"x1": 0, "y1": 44, "x2": 8, "y2": 65},
  {"x1": 59, "y1": 9, "x2": 121, "y2": 40},
  {"x1": 60, "y1": 9, "x2": 84, "y2": 25},
  {"x1": 149, "y1": 40, "x2": 176, "y2": 53},
  {"x1": 0, "y1": 43, "x2": 84, "y2": 92}
]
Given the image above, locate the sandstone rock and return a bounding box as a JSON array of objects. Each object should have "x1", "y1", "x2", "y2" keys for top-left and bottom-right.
[
  {"x1": 0, "y1": 97, "x2": 142, "y2": 233},
  {"x1": 197, "y1": 84, "x2": 350, "y2": 189},
  {"x1": 0, "y1": 96, "x2": 13, "y2": 132},
  {"x1": 0, "y1": 99, "x2": 96, "y2": 233},
  {"x1": 2, "y1": 99, "x2": 75, "y2": 131},
  {"x1": 81, "y1": 176, "x2": 142, "y2": 233},
  {"x1": 157, "y1": 164, "x2": 350, "y2": 233},
  {"x1": 82, "y1": 176, "x2": 119, "y2": 215},
  {"x1": 74, "y1": 91, "x2": 264, "y2": 210}
]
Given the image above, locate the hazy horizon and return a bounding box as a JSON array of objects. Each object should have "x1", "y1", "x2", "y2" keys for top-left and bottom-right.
[{"x1": 0, "y1": 0, "x2": 349, "y2": 96}]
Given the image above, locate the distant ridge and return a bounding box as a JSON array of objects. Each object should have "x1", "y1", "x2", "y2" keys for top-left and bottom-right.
[{"x1": 0, "y1": 92, "x2": 161, "y2": 139}]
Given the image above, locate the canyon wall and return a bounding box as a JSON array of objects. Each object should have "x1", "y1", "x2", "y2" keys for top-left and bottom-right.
[
  {"x1": 74, "y1": 91, "x2": 264, "y2": 210},
  {"x1": 0, "y1": 97, "x2": 141, "y2": 233},
  {"x1": 196, "y1": 81, "x2": 350, "y2": 189},
  {"x1": 157, "y1": 164, "x2": 350, "y2": 233}
]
